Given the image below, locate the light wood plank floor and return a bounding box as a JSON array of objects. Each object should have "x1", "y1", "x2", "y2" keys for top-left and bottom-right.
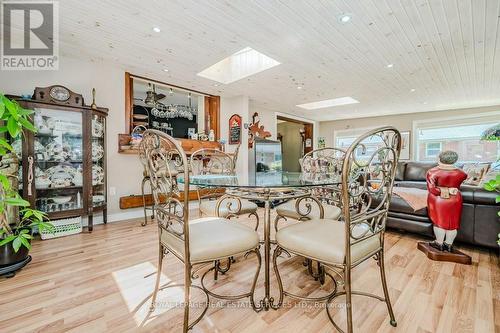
[{"x1": 0, "y1": 209, "x2": 499, "y2": 333}]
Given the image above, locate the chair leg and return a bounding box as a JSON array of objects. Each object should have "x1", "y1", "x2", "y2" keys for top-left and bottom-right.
[
  {"x1": 249, "y1": 212, "x2": 259, "y2": 231},
  {"x1": 183, "y1": 264, "x2": 191, "y2": 333},
  {"x1": 150, "y1": 243, "x2": 164, "y2": 312},
  {"x1": 272, "y1": 246, "x2": 284, "y2": 308},
  {"x1": 344, "y1": 267, "x2": 353, "y2": 333},
  {"x1": 379, "y1": 250, "x2": 397, "y2": 327},
  {"x1": 141, "y1": 177, "x2": 149, "y2": 227}
]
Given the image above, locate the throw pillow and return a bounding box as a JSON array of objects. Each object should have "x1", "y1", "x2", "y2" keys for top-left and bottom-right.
[
  {"x1": 479, "y1": 161, "x2": 499, "y2": 187},
  {"x1": 462, "y1": 163, "x2": 490, "y2": 186}
]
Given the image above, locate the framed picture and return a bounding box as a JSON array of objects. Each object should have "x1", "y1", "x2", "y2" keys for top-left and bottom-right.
[{"x1": 400, "y1": 131, "x2": 411, "y2": 160}]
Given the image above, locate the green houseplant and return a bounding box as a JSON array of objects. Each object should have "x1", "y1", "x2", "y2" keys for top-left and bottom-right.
[
  {"x1": 481, "y1": 123, "x2": 500, "y2": 245},
  {"x1": 0, "y1": 93, "x2": 52, "y2": 269}
]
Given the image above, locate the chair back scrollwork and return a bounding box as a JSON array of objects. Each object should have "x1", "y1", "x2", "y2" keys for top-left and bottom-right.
[
  {"x1": 300, "y1": 147, "x2": 346, "y2": 204},
  {"x1": 139, "y1": 130, "x2": 191, "y2": 261},
  {"x1": 190, "y1": 148, "x2": 244, "y2": 217},
  {"x1": 340, "y1": 127, "x2": 401, "y2": 259}
]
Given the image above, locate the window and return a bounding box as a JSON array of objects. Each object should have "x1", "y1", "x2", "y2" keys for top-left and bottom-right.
[
  {"x1": 415, "y1": 118, "x2": 499, "y2": 162},
  {"x1": 425, "y1": 142, "x2": 442, "y2": 158},
  {"x1": 335, "y1": 133, "x2": 385, "y2": 160}
]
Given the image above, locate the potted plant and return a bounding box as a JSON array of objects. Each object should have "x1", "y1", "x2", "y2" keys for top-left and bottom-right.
[{"x1": 0, "y1": 93, "x2": 52, "y2": 276}]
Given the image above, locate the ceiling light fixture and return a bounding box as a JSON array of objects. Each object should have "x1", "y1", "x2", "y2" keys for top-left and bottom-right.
[
  {"x1": 213, "y1": 83, "x2": 220, "y2": 87},
  {"x1": 297, "y1": 86, "x2": 303, "y2": 90},
  {"x1": 338, "y1": 14, "x2": 352, "y2": 23},
  {"x1": 162, "y1": 68, "x2": 169, "y2": 72},
  {"x1": 296, "y1": 96, "x2": 359, "y2": 110},
  {"x1": 197, "y1": 47, "x2": 280, "y2": 84},
  {"x1": 410, "y1": 88, "x2": 416, "y2": 92},
  {"x1": 386, "y1": 63, "x2": 394, "y2": 68},
  {"x1": 153, "y1": 27, "x2": 161, "y2": 33}
]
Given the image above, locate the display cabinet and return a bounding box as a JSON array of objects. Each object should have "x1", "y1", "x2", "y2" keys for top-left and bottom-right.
[{"x1": 11, "y1": 86, "x2": 108, "y2": 232}]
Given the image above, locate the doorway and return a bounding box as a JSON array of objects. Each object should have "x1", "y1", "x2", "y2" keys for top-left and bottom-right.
[{"x1": 276, "y1": 116, "x2": 313, "y2": 172}]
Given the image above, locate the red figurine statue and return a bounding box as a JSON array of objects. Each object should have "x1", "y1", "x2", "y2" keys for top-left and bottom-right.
[{"x1": 426, "y1": 151, "x2": 467, "y2": 252}]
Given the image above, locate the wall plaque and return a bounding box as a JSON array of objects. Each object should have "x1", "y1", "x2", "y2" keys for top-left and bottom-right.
[{"x1": 229, "y1": 114, "x2": 242, "y2": 144}]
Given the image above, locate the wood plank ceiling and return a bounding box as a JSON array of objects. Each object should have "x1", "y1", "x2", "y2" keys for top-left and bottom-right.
[{"x1": 54, "y1": 0, "x2": 500, "y2": 120}]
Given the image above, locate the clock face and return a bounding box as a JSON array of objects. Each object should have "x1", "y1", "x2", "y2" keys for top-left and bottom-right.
[{"x1": 49, "y1": 86, "x2": 70, "y2": 101}]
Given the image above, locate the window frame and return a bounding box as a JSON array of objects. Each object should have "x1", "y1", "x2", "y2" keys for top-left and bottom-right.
[
  {"x1": 424, "y1": 142, "x2": 442, "y2": 158},
  {"x1": 412, "y1": 111, "x2": 500, "y2": 162}
]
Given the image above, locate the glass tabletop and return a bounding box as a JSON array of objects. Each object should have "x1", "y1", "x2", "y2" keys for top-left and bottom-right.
[{"x1": 179, "y1": 171, "x2": 341, "y2": 188}]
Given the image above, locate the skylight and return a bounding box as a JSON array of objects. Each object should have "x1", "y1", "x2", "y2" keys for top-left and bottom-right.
[
  {"x1": 296, "y1": 97, "x2": 360, "y2": 110},
  {"x1": 197, "y1": 47, "x2": 280, "y2": 84}
]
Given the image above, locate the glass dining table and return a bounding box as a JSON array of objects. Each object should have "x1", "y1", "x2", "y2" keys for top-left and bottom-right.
[{"x1": 180, "y1": 171, "x2": 341, "y2": 311}]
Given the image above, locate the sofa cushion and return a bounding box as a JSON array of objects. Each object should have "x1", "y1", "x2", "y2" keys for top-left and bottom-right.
[
  {"x1": 389, "y1": 195, "x2": 428, "y2": 216},
  {"x1": 395, "y1": 162, "x2": 406, "y2": 181},
  {"x1": 404, "y1": 162, "x2": 437, "y2": 181},
  {"x1": 479, "y1": 161, "x2": 499, "y2": 187},
  {"x1": 473, "y1": 188, "x2": 499, "y2": 205},
  {"x1": 462, "y1": 163, "x2": 490, "y2": 186},
  {"x1": 394, "y1": 181, "x2": 427, "y2": 190}
]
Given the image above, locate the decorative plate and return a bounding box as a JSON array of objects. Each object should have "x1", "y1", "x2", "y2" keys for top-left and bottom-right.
[
  {"x1": 92, "y1": 118, "x2": 104, "y2": 137},
  {"x1": 92, "y1": 144, "x2": 104, "y2": 161}
]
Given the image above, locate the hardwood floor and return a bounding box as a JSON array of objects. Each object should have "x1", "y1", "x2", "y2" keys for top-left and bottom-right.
[{"x1": 0, "y1": 209, "x2": 498, "y2": 333}]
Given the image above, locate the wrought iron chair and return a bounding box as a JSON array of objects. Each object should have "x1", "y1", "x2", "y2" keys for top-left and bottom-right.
[
  {"x1": 190, "y1": 148, "x2": 259, "y2": 231},
  {"x1": 274, "y1": 147, "x2": 346, "y2": 232},
  {"x1": 140, "y1": 130, "x2": 261, "y2": 332},
  {"x1": 272, "y1": 127, "x2": 401, "y2": 332},
  {"x1": 140, "y1": 169, "x2": 155, "y2": 226}
]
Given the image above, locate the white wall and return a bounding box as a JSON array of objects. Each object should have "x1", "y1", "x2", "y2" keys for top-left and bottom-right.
[{"x1": 220, "y1": 96, "x2": 250, "y2": 184}]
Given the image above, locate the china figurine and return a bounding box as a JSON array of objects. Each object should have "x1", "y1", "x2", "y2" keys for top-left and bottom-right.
[{"x1": 426, "y1": 151, "x2": 467, "y2": 252}]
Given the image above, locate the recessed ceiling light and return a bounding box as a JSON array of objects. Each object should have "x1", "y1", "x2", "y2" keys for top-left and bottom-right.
[
  {"x1": 423, "y1": 101, "x2": 428, "y2": 105},
  {"x1": 297, "y1": 86, "x2": 303, "y2": 90},
  {"x1": 410, "y1": 88, "x2": 416, "y2": 92},
  {"x1": 338, "y1": 14, "x2": 352, "y2": 23},
  {"x1": 153, "y1": 27, "x2": 161, "y2": 33},
  {"x1": 162, "y1": 68, "x2": 169, "y2": 72},
  {"x1": 296, "y1": 96, "x2": 359, "y2": 110},
  {"x1": 386, "y1": 63, "x2": 394, "y2": 68},
  {"x1": 197, "y1": 47, "x2": 280, "y2": 84},
  {"x1": 213, "y1": 83, "x2": 220, "y2": 87}
]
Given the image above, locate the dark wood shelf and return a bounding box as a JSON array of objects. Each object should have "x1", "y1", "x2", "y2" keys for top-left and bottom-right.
[
  {"x1": 118, "y1": 134, "x2": 222, "y2": 155},
  {"x1": 36, "y1": 160, "x2": 83, "y2": 163},
  {"x1": 36, "y1": 186, "x2": 83, "y2": 191}
]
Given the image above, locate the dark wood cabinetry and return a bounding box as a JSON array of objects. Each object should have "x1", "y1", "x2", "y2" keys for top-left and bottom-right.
[{"x1": 13, "y1": 90, "x2": 108, "y2": 232}]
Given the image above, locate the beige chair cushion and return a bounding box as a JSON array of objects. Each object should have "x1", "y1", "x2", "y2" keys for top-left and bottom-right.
[
  {"x1": 161, "y1": 217, "x2": 259, "y2": 263},
  {"x1": 199, "y1": 198, "x2": 258, "y2": 217},
  {"x1": 276, "y1": 219, "x2": 380, "y2": 266},
  {"x1": 276, "y1": 200, "x2": 341, "y2": 220}
]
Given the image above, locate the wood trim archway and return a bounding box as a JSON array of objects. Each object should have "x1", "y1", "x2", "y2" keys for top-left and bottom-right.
[
  {"x1": 276, "y1": 115, "x2": 314, "y2": 154},
  {"x1": 124, "y1": 72, "x2": 220, "y2": 139}
]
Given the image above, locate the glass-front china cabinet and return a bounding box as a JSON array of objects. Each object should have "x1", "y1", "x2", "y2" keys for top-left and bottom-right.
[{"x1": 11, "y1": 85, "x2": 108, "y2": 232}]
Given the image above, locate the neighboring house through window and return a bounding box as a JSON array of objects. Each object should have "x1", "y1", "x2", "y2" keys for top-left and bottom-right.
[{"x1": 425, "y1": 142, "x2": 442, "y2": 158}]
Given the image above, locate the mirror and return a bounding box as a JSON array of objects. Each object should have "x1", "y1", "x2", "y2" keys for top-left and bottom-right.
[{"x1": 124, "y1": 72, "x2": 220, "y2": 140}]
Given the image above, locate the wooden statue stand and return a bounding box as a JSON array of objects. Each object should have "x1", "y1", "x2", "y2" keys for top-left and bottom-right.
[{"x1": 417, "y1": 242, "x2": 472, "y2": 265}]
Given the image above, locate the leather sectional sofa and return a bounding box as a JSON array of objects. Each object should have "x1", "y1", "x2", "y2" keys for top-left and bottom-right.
[{"x1": 383, "y1": 161, "x2": 499, "y2": 249}]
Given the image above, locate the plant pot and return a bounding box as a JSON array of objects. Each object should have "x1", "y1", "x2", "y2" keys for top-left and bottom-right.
[{"x1": 0, "y1": 242, "x2": 30, "y2": 267}]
